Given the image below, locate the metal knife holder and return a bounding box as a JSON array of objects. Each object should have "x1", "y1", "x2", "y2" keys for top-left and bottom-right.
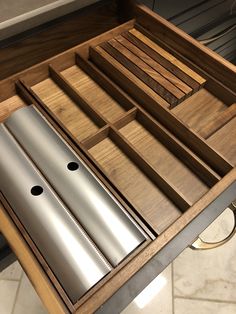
[{"x1": 0, "y1": 106, "x2": 146, "y2": 303}]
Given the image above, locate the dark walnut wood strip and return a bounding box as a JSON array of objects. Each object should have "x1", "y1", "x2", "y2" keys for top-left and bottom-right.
[
  {"x1": 106, "y1": 38, "x2": 187, "y2": 102},
  {"x1": 117, "y1": 34, "x2": 193, "y2": 95},
  {"x1": 89, "y1": 45, "x2": 170, "y2": 108},
  {"x1": 199, "y1": 103, "x2": 236, "y2": 139},
  {"x1": 127, "y1": 28, "x2": 206, "y2": 91},
  {"x1": 102, "y1": 39, "x2": 185, "y2": 106}
]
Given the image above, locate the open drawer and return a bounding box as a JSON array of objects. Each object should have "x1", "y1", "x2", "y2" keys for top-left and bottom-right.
[{"x1": 0, "y1": 4, "x2": 236, "y2": 314}]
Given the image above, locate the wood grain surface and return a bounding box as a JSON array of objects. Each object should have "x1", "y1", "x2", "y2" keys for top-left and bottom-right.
[
  {"x1": 172, "y1": 89, "x2": 236, "y2": 140},
  {"x1": 116, "y1": 34, "x2": 193, "y2": 95},
  {"x1": 102, "y1": 39, "x2": 186, "y2": 106},
  {"x1": 0, "y1": 95, "x2": 26, "y2": 122},
  {"x1": 118, "y1": 119, "x2": 209, "y2": 203},
  {"x1": 127, "y1": 28, "x2": 205, "y2": 90},
  {"x1": 32, "y1": 78, "x2": 101, "y2": 141},
  {"x1": 61, "y1": 65, "x2": 131, "y2": 122},
  {"x1": 207, "y1": 117, "x2": 236, "y2": 165}
]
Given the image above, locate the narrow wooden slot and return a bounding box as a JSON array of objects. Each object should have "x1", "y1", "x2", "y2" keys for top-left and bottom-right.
[
  {"x1": 127, "y1": 108, "x2": 220, "y2": 186},
  {"x1": 90, "y1": 45, "x2": 170, "y2": 108},
  {"x1": 88, "y1": 131, "x2": 182, "y2": 234},
  {"x1": 0, "y1": 95, "x2": 26, "y2": 122},
  {"x1": 89, "y1": 44, "x2": 233, "y2": 176},
  {"x1": 59, "y1": 64, "x2": 132, "y2": 123},
  {"x1": 110, "y1": 127, "x2": 191, "y2": 210},
  {"x1": 207, "y1": 117, "x2": 236, "y2": 166},
  {"x1": 49, "y1": 66, "x2": 107, "y2": 126},
  {"x1": 172, "y1": 89, "x2": 234, "y2": 138},
  {"x1": 101, "y1": 39, "x2": 185, "y2": 106},
  {"x1": 30, "y1": 76, "x2": 103, "y2": 142},
  {"x1": 75, "y1": 53, "x2": 136, "y2": 111},
  {"x1": 127, "y1": 28, "x2": 205, "y2": 90},
  {"x1": 117, "y1": 116, "x2": 210, "y2": 204},
  {"x1": 117, "y1": 34, "x2": 193, "y2": 95}
]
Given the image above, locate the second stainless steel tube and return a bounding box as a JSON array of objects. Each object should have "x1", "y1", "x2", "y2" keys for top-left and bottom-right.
[{"x1": 5, "y1": 106, "x2": 146, "y2": 266}]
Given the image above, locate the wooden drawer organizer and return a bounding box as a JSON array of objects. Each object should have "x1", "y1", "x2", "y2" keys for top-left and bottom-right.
[{"x1": 0, "y1": 4, "x2": 236, "y2": 314}]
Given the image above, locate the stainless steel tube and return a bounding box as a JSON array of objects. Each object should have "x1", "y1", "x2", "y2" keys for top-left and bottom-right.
[
  {"x1": 0, "y1": 124, "x2": 111, "y2": 303},
  {"x1": 5, "y1": 106, "x2": 146, "y2": 266}
]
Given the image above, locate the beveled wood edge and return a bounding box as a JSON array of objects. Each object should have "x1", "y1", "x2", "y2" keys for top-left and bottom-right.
[
  {"x1": 0, "y1": 201, "x2": 69, "y2": 314},
  {"x1": 135, "y1": 4, "x2": 236, "y2": 93}
]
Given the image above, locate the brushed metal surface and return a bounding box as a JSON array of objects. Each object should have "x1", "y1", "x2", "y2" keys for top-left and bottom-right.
[
  {"x1": 0, "y1": 124, "x2": 111, "y2": 303},
  {"x1": 5, "y1": 105, "x2": 147, "y2": 266}
]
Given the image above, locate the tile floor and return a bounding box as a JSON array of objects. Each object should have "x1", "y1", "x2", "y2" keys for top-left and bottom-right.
[{"x1": 0, "y1": 208, "x2": 235, "y2": 314}]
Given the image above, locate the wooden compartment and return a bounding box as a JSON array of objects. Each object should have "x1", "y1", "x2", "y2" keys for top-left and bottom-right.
[
  {"x1": 60, "y1": 65, "x2": 133, "y2": 123},
  {"x1": 0, "y1": 3, "x2": 236, "y2": 314},
  {"x1": 87, "y1": 129, "x2": 181, "y2": 234},
  {"x1": 31, "y1": 78, "x2": 105, "y2": 142},
  {"x1": 117, "y1": 111, "x2": 209, "y2": 204},
  {"x1": 172, "y1": 88, "x2": 236, "y2": 139}
]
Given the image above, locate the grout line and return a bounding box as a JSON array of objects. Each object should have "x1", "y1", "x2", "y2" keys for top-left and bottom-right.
[
  {"x1": 175, "y1": 296, "x2": 236, "y2": 305},
  {"x1": 0, "y1": 278, "x2": 23, "y2": 282},
  {"x1": 171, "y1": 263, "x2": 175, "y2": 314},
  {"x1": 11, "y1": 270, "x2": 24, "y2": 314}
]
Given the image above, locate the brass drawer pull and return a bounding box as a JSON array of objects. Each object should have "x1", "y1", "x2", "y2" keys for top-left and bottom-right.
[{"x1": 190, "y1": 202, "x2": 236, "y2": 250}]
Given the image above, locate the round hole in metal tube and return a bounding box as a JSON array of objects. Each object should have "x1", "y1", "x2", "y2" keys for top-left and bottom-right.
[
  {"x1": 31, "y1": 185, "x2": 44, "y2": 196},
  {"x1": 67, "y1": 162, "x2": 79, "y2": 171}
]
